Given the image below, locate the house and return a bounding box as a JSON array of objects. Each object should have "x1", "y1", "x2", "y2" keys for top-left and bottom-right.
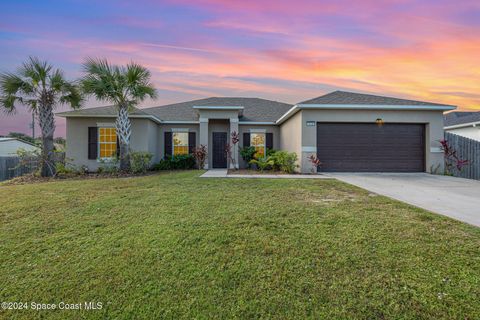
[
  {"x1": 0, "y1": 137, "x2": 40, "y2": 156},
  {"x1": 57, "y1": 91, "x2": 455, "y2": 173},
  {"x1": 444, "y1": 111, "x2": 480, "y2": 141}
]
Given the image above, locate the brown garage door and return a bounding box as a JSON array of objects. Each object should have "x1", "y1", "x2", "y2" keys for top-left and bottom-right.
[{"x1": 316, "y1": 123, "x2": 425, "y2": 172}]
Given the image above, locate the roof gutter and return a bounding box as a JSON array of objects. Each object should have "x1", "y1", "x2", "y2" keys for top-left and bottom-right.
[
  {"x1": 276, "y1": 104, "x2": 456, "y2": 124},
  {"x1": 55, "y1": 113, "x2": 163, "y2": 124},
  {"x1": 444, "y1": 121, "x2": 480, "y2": 130}
]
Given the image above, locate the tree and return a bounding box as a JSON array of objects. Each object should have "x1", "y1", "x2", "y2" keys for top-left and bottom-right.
[
  {"x1": 81, "y1": 58, "x2": 157, "y2": 171},
  {"x1": 0, "y1": 57, "x2": 83, "y2": 177}
]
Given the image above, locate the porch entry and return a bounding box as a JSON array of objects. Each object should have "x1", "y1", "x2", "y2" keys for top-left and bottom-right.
[{"x1": 212, "y1": 132, "x2": 228, "y2": 168}]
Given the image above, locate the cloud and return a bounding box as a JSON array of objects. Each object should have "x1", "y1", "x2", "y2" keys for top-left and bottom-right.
[{"x1": 1, "y1": 0, "x2": 480, "y2": 137}]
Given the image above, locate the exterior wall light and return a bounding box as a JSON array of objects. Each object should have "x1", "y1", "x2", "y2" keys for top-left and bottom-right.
[{"x1": 375, "y1": 118, "x2": 385, "y2": 127}]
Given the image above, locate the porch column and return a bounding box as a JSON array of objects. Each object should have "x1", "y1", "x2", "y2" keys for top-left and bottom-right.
[
  {"x1": 229, "y1": 117, "x2": 239, "y2": 169},
  {"x1": 199, "y1": 117, "x2": 209, "y2": 169}
]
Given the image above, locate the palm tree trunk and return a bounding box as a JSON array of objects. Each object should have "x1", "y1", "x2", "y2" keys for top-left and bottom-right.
[
  {"x1": 116, "y1": 104, "x2": 131, "y2": 171},
  {"x1": 38, "y1": 105, "x2": 56, "y2": 177}
]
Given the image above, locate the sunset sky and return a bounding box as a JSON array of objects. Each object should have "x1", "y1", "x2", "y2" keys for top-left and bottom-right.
[{"x1": 1, "y1": 0, "x2": 479, "y2": 137}]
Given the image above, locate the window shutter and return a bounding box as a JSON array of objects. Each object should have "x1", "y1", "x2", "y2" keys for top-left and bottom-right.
[
  {"x1": 243, "y1": 133, "x2": 250, "y2": 147},
  {"x1": 188, "y1": 132, "x2": 196, "y2": 154},
  {"x1": 88, "y1": 127, "x2": 98, "y2": 159},
  {"x1": 266, "y1": 133, "x2": 273, "y2": 150},
  {"x1": 164, "y1": 131, "x2": 172, "y2": 158},
  {"x1": 116, "y1": 136, "x2": 120, "y2": 157}
]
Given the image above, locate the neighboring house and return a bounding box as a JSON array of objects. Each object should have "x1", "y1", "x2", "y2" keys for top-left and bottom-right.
[
  {"x1": 444, "y1": 111, "x2": 480, "y2": 141},
  {"x1": 57, "y1": 90, "x2": 455, "y2": 173},
  {"x1": 0, "y1": 137, "x2": 40, "y2": 156}
]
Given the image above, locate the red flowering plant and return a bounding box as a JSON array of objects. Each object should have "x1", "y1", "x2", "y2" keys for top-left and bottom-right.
[
  {"x1": 308, "y1": 154, "x2": 322, "y2": 174},
  {"x1": 439, "y1": 139, "x2": 469, "y2": 175},
  {"x1": 225, "y1": 131, "x2": 240, "y2": 170},
  {"x1": 193, "y1": 144, "x2": 207, "y2": 169}
]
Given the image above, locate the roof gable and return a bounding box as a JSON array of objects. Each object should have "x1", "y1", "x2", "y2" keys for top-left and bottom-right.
[{"x1": 300, "y1": 90, "x2": 453, "y2": 107}]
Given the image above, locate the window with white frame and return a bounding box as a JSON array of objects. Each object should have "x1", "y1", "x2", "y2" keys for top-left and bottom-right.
[
  {"x1": 98, "y1": 127, "x2": 117, "y2": 158},
  {"x1": 173, "y1": 132, "x2": 188, "y2": 155},
  {"x1": 250, "y1": 133, "x2": 265, "y2": 158}
]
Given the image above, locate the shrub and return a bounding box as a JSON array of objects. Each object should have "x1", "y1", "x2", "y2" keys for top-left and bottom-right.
[
  {"x1": 307, "y1": 155, "x2": 322, "y2": 174},
  {"x1": 439, "y1": 139, "x2": 469, "y2": 175},
  {"x1": 154, "y1": 159, "x2": 172, "y2": 171},
  {"x1": 55, "y1": 162, "x2": 74, "y2": 176},
  {"x1": 130, "y1": 151, "x2": 153, "y2": 173},
  {"x1": 249, "y1": 156, "x2": 274, "y2": 172},
  {"x1": 193, "y1": 145, "x2": 207, "y2": 169},
  {"x1": 154, "y1": 154, "x2": 195, "y2": 170},
  {"x1": 240, "y1": 146, "x2": 256, "y2": 167},
  {"x1": 98, "y1": 157, "x2": 119, "y2": 174},
  {"x1": 170, "y1": 154, "x2": 195, "y2": 169},
  {"x1": 270, "y1": 151, "x2": 298, "y2": 173}
]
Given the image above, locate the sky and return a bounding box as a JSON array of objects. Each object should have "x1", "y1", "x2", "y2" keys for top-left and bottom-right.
[{"x1": 1, "y1": 0, "x2": 480, "y2": 137}]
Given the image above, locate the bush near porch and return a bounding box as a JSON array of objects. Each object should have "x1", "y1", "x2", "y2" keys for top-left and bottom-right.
[{"x1": 246, "y1": 149, "x2": 298, "y2": 173}]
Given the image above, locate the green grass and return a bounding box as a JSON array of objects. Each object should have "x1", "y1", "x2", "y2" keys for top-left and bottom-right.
[{"x1": 0, "y1": 171, "x2": 479, "y2": 319}]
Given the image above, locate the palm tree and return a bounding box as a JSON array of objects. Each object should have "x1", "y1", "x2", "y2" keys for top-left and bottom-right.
[
  {"x1": 0, "y1": 57, "x2": 83, "y2": 177},
  {"x1": 81, "y1": 58, "x2": 157, "y2": 171}
]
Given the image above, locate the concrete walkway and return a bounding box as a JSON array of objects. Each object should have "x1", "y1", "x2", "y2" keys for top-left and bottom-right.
[
  {"x1": 328, "y1": 173, "x2": 480, "y2": 227},
  {"x1": 200, "y1": 169, "x2": 228, "y2": 178},
  {"x1": 200, "y1": 170, "x2": 332, "y2": 179}
]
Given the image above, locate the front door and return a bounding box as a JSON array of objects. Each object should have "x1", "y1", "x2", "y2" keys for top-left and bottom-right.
[{"x1": 212, "y1": 132, "x2": 228, "y2": 168}]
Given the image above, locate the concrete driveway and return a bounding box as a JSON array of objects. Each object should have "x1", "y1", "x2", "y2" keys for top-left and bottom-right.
[{"x1": 327, "y1": 173, "x2": 480, "y2": 227}]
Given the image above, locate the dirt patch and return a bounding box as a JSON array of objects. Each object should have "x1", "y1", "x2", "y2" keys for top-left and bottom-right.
[{"x1": 292, "y1": 189, "x2": 360, "y2": 204}]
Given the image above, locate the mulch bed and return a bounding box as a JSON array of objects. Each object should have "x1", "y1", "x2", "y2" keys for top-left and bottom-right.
[{"x1": 227, "y1": 169, "x2": 299, "y2": 175}]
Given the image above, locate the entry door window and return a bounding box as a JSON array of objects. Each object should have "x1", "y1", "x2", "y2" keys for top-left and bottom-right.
[
  {"x1": 251, "y1": 133, "x2": 265, "y2": 158},
  {"x1": 173, "y1": 132, "x2": 189, "y2": 155}
]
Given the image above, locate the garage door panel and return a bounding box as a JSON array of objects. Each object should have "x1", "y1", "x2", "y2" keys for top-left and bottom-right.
[{"x1": 317, "y1": 123, "x2": 425, "y2": 172}]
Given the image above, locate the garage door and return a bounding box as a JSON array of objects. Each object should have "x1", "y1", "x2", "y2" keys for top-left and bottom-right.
[{"x1": 316, "y1": 123, "x2": 425, "y2": 172}]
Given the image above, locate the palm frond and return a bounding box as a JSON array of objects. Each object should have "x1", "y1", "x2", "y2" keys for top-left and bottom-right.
[
  {"x1": 59, "y1": 82, "x2": 83, "y2": 109},
  {"x1": 18, "y1": 57, "x2": 52, "y2": 88},
  {"x1": 125, "y1": 61, "x2": 157, "y2": 102},
  {"x1": 0, "y1": 72, "x2": 28, "y2": 113},
  {"x1": 81, "y1": 57, "x2": 121, "y2": 103}
]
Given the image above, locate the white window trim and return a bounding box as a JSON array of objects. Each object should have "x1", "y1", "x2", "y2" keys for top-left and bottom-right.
[
  {"x1": 97, "y1": 127, "x2": 117, "y2": 161},
  {"x1": 172, "y1": 131, "x2": 189, "y2": 156},
  {"x1": 249, "y1": 128, "x2": 266, "y2": 133},
  {"x1": 96, "y1": 122, "x2": 115, "y2": 128}
]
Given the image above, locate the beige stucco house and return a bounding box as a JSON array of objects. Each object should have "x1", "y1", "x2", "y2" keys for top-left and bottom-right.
[{"x1": 57, "y1": 91, "x2": 455, "y2": 173}]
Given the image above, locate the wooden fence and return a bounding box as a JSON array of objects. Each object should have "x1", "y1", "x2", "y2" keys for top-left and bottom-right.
[
  {"x1": 0, "y1": 156, "x2": 37, "y2": 182},
  {"x1": 444, "y1": 132, "x2": 480, "y2": 180},
  {"x1": 0, "y1": 153, "x2": 65, "y2": 182}
]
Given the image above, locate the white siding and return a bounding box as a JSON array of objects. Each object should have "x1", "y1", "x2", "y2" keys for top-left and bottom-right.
[{"x1": 0, "y1": 139, "x2": 39, "y2": 156}]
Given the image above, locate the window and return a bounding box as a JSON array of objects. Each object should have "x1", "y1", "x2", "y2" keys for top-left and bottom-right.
[
  {"x1": 99, "y1": 127, "x2": 117, "y2": 158},
  {"x1": 173, "y1": 132, "x2": 188, "y2": 155},
  {"x1": 251, "y1": 133, "x2": 265, "y2": 157}
]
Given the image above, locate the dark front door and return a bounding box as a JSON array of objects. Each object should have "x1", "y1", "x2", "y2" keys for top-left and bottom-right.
[
  {"x1": 316, "y1": 123, "x2": 425, "y2": 172},
  {"x1": 212, "y1": 132, "x2": 228, "y2": 168}
]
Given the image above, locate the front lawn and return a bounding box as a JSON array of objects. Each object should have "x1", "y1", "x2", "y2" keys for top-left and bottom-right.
[{"x1": 0, "y1": 171, "x2": 478, "y2": 319}]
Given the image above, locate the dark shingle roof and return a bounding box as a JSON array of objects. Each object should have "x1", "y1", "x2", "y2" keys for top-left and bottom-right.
[
  {"x1": 56, "y1": 105, "x2": 149, "y2": 117},
  {"x1": 444, "y1": 111, "x2": 480, "y2": 127},
  {"x1": 143, "y1": 97, "x2": 292, "y2": 122},
  {"x1": 300, "y1": 90, "x2": 453, "y2": 107}
]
